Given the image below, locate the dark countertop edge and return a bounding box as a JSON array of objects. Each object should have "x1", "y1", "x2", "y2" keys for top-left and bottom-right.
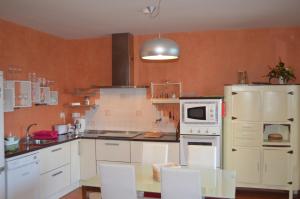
[
  {"x1": 179, "y1": 96, "x2": 223, "y2": 99},
  {"x1": 224, "y1": 83, "x2": 300, "y2": 86},
  {"x1": 5, "y1": 134, "x2": 178, "y2": 159}
]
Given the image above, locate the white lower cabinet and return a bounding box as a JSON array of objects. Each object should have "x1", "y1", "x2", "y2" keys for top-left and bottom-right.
[
  {"x1": 96, "y1": 140, "x2": 131, "y2": 162},
  {"x1": 70, "y1": 140, "x2": 80, "y2": 184},
  {"x1": 38, "y1": 142, "x2": 71, "y2": 199},
  {"x1": 262, "y1": 149, "x2": 291, "y2": 186},
  {"x1": 233, "y1": 148, "x2": 261, "y2": 184},
  {"x1": 39, "y1": 165, "x2": 70, "y2": 199},
  {"x1": 80, "y1": 139, "x2": 97, "y2": 180},
  {"x1": 39, "y1": 142, "x2": 70, "y2": 174},
  {"x1": 130, "y1": 141, "x2": 180, "y2": 164}
]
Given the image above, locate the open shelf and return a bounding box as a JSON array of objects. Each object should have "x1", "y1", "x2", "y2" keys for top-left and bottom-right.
[{"x1": 150, "y1": 98, "x2": 180, "y2": 104}]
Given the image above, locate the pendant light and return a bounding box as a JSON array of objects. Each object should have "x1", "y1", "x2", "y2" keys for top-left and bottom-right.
[{"x1": 140, "y1": 0, "x2": 180, "y2": 60}]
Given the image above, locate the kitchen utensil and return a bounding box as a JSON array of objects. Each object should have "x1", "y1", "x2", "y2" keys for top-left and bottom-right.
[{"x1": 237, "y1": 70, "x2": 248, "y2": 84}]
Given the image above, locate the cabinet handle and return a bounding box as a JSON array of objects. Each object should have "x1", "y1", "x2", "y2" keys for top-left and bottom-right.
[
  {"x1": 232, "y1": 92, "x2": 238, "y2": 95},
  {"x1": 288, "y1": 118, "x2": 294, "y2": 122},
  {"x1": 287, "y1": 150, "x2": 294, "y2": 154},
  {"x1": 232, "y1": 148, "x2": 237, "y2": 151},
  {"x1": 51, "y1": 147, "x2": 62, "y2": 152},
  {"x1": 232, "y1": 116, "x2": 237, "y2": 120},
  {"x1": 288, "y1": 91, "x2": 294, "y2": 95},
  {"x1": 257, "y1": 163, "x2": 260, "y2": 172},
  {"x1": 288, "y1": 181, "x2": 293, "y2": 185},
  {"x1": 105, "y1": 143, "x2": 119, "y2": 146},
  {"x1": 52, "y1": 171, "x2": 63, "y2": 177}
]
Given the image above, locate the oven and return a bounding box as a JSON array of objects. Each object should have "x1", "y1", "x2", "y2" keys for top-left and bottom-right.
[
  {"x1": 179, "y1": 97, "x2": 223, "y2": 168},
  {"x1": 180, "y1": 135, "x2": 221, "y2": 168}
]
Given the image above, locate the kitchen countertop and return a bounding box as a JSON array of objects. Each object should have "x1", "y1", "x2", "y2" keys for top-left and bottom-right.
[{"x1": 5, "y1": 131, "x2": 179, "y2": 159}]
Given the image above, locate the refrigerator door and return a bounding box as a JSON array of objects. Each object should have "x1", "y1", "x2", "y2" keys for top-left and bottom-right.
[{"x1": 0, "y1": 168, "x2": 5, "y2": 199}]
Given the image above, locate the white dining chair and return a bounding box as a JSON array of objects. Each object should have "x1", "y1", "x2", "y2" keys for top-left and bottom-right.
[
  {"x1": 188, "y1": 145, "x2": 217, "y2": 168},
  {"x1": 161, "y1": 167, "x2": 202, "y2": 199},
  {"x1": 142, "y1": 142, "x2": 169, "y2": 164},
  {"x1": 99, "y1": 163, "x2": 138, "y2": 199}
]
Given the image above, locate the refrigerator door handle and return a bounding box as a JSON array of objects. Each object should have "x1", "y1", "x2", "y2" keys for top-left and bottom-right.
[{"x1": 0, "y1": 166, "x2": 5, "y2": 174}]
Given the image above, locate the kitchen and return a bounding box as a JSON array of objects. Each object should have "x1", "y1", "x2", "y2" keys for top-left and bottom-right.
[{"x1": 1, "y1": 0, "x2": 300, "y2": 199}]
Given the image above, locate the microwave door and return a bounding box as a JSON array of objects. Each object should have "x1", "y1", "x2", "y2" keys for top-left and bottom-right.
[{"x1": 184, "y1": 105, "x2": 206, "y2": 122}]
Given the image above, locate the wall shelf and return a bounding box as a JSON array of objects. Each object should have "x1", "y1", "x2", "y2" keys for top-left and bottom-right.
[{"x1": 150, "y1": 98, "x2": 180, "y2": 104}]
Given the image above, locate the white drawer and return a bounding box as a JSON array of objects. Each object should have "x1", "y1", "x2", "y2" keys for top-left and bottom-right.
[
  {"x1": 39, "y1": 143, "x2": 70, "y2": 174},
  {"x1": 233, "y1": 122, "x2": 261, "y2": 147},
  {"x1": 39, "y1": 164, "x2": 70, "y2": 199},
  {"x1": 96, "y1": 140, "x2": 130, "y2": 162}
]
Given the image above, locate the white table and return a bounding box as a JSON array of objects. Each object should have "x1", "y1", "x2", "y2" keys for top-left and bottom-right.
[{"x1": 80, "y1": 165, "x2": 236, "y2": 199}]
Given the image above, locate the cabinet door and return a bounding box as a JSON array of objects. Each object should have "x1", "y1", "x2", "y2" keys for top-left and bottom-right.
[
  {"x1": 263, "y1": 90, "x2": 291, "y2": 122},
  {"x1": 80, "y1": 139, "x2": 96, "y2": 180},
  {"x1": 232, "y1": 91, "x2": 261, "y2": 121},
  {"x1": 131, "y1": 142, "x2": 180, "y2": 164},
  {"x1": 233, "y1": 148, "x2": 261, "y2": 184},
  {"x1": 70, "y1": 140, "x2": 80, "y2": 184},
  {"x1": 262, "y1": 149, "x2": 291, "y2": 186}
]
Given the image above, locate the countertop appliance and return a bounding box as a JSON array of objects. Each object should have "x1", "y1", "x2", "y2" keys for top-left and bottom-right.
[
  {"x1": 0, "y1": 71, "x2": 5, "y2": 199},
  {"x1": 179, "y1": 97, "x2": 223, "y2": 168},
  {"x1": 54, "y1": 124, "x2": 69, "y2": 135},
  {"x1": 6, "y1": 152, "x2": 40, "y2": 199}
]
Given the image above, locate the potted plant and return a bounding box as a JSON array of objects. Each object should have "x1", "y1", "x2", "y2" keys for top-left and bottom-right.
[{"x1": 266, "y1": 59, "x2": 296, "y2": 84}]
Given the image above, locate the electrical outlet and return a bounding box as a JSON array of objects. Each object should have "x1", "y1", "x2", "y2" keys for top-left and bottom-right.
[{"x1": 59, "y1": 112, "x2": 65, "y2": 119}]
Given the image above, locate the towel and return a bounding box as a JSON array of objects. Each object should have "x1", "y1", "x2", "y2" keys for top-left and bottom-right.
[{"x1": 32, "y1": 130, "x2": 58, "y2": 140}]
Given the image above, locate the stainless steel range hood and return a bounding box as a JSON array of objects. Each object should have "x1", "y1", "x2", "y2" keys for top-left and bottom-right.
[{"x1": 92, "y1": 33, "x2": 148, "y2": 89}]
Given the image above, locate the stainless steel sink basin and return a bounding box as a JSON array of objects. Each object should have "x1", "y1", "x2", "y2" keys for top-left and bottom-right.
[{"x1": 29, "y1": 139, "x2": 55, "y2": 145}]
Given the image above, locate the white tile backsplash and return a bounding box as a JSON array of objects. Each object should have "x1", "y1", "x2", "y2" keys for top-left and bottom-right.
[{"x1": 85, "y1": 88, "x2": 176, "y2": 132}]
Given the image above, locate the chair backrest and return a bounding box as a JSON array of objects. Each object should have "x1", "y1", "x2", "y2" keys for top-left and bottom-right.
[
  {"x1": 161, "y1": 167, "x2": 202, "y2": 199},
  {"x1": 142, "y1": 142, "x2": 168, "y2": 164},
  {"x1": 187, "y1": 145, "x2": 217, "y2": 168},
  {"x1": 99, "y1": 164, "x2": 137, "y2": 199}
]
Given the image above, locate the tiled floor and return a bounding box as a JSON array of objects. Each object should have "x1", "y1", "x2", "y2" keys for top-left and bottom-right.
[{"x1": 61, "y1": 188, "x2": 298, "y2": 199}]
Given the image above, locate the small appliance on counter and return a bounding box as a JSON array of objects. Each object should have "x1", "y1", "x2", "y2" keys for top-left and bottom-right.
[
  {"x1": 4, "y1": 135, "x2": 20, "y2": 152},
  {"x1": 54, "y1": 124, "x2": 69, "y2": 135},
  {"x1": 72, "y1": 113, "x2": 86, "y2": 134}
]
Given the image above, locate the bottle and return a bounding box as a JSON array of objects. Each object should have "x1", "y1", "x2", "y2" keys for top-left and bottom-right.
[{"x1": 84, "y1": 96, "x2": 90, "y2": 105}]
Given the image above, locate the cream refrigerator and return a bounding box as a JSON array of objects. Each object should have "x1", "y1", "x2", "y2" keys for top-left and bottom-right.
[{"x1": 0, "y1": 71, "x2": 5, "y2": 199}]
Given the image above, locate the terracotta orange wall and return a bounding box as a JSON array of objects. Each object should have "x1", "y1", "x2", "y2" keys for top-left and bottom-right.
[
  {"x1": 0, "y1": 19, "x2": 111, "y2": 137},
  {"x1": 1, "y1": 17, "x2": 300, "y2": 137},
  {"x1": 134, "y1": 28, "x2": 300, "y2": 95}
]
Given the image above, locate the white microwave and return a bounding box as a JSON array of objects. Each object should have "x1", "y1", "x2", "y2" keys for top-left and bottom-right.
[{"x1": 180, "y1": 98, "x2": 222, "y2": 125}]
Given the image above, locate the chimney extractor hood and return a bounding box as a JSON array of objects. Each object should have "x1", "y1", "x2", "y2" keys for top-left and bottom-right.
[{"x1": 92, "y1": 33, "x2": 148, "y2": 89}]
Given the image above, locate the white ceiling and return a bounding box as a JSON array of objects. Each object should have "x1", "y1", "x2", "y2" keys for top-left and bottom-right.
[{"x1": 0, "y1": 0, "x2": 300, "y2": 39}]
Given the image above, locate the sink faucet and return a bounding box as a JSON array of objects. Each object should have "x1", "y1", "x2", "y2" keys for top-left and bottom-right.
[{"x1": 25, "y1": 123, "x2": 37, "y2": 143}]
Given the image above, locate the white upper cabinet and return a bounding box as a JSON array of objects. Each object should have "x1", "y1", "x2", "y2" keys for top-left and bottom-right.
[
  {"x1": 232, "y1": 90, "x2": 261, "y2": 121},
  {"x1": 262, "y1": 88, "x2": 292, "y2": 122}
]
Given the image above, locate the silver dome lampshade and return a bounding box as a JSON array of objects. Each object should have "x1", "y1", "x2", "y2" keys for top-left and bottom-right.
[{"x1": 140, "y1": 38, "x2": 180, "y2": 60}]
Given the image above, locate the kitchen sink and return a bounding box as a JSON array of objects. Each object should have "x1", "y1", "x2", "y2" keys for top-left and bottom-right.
[
  {"x1": 85, "y1": 130, "x2": 142, "y2": 138},
  {"x1": 29, "y1": 139, "x2": 55, "y2": 145}
]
